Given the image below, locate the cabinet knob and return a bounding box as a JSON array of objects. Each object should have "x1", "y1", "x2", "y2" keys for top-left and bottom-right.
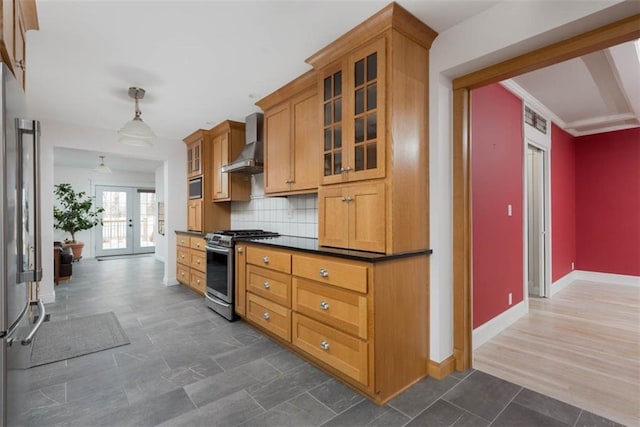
[
  {"x1": 319, "y1": 268, "x2": 329, "y2": 278},
  {"x1": 237, "y1": 247, "x2": 244, "y2": 253},
  {"x1": 320, "y1": 301, "x2": 329, "y2": 311},
  {"x1": 181, "y1": 272, "x2": 185, "y2": 276},
  {"x1": 263, "y1": 256, "x2": 270, "y2": 264},
  {"x1": 263, "y1": 282, "x2": 270, "y2": 289},
  {"x1": 320, "y1": 340, "x2": 330, "y2": 351},
  {"x1": 196, "y1": 243, "x2": 201, "y2": 248},
  {"x1": 340, "y1": 166, "x2": 353, "y2": 173},
  {"x1": 196, "y1": 279, "x2": 200, "y2": 284},
  {"x1": 181, "y1": 255, "x2": 185, "y2": 259},
  {"x1": 263, "y1": 312, "x2": 270, "y2": 320},
  {"x1": 196, "y1": 259, "x2": 200, "y2": 264}
]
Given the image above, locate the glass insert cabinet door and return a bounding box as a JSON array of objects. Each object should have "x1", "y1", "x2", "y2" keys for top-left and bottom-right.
[
  {"x1": 95, "y1": 185, "x2": 156, "y2": 257},
  {"x1": 321, "y1": 37, "x2": 386, "y2": 185}
]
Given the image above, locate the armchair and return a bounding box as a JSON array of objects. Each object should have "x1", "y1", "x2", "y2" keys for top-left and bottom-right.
[{"x1": 54, "y1": 241, "x2": 73, "y2": 284}]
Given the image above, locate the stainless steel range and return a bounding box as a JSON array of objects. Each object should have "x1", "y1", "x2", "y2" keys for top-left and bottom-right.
[{"x1": 204, "y1": 230, "x2": 278, "y2": 320}]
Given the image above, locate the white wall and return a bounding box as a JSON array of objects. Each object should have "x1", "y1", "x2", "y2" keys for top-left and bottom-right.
[
  {"x1": 427, "y1": 0, "x2": 636, "y2": 363},
  {"x1": 53, "y1": 166, "x2": 155, "y2": 259},
  {"x1": 230, "y1": 174, "x2": 318, "y2": 238},
  {"x1": 38, "y1": 120, "x2": 186, "y2": 303}
]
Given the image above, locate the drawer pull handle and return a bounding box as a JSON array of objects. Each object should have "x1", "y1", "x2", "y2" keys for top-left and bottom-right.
[
  {"x1": 263, "y1": 256, "x2": 270, "y2": 264},
  {"x1": 285, "y1": 179, "x2": 293, "y2": 184},
  {"x1": 319, "y1": 268, "x2": 329, "y2": 278},
  {"x1": 320, "y1": 340, "x2": 330, "y2": 351},
  {"x1": 319, "y1": 301, "x2": 329, "y2": 310},
  {"x1": 263, "y1": 312, "x2": 270, "y2": 320},
  {"x1": 263, "y1": 282, "x2": 270, "y2": 289}
]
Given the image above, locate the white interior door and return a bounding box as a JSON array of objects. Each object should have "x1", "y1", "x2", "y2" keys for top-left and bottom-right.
[
  {"x1": 95, "y1": 186, "x2": 156, "y2": 257},
  {"x1": 527, "y1": 146, "x2": 545, "y2": 297}
]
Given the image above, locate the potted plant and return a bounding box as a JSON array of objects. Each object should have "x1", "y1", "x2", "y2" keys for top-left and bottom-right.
[{"x1": 53, "y1": 183, "x2": 104, "y2": 261}]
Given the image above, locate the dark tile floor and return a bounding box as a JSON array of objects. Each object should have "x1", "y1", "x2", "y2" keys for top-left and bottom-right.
[{"x1": 21, "y1": 257, "x2": 624, "y2": 427}]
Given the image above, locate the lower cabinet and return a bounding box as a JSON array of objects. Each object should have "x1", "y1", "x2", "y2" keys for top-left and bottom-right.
[
  {"x1": 236, "y1": 243, "x2": 429, "y2": 404},
  {"x1": 176, "y1": 233, "x2": 206, "y2": 296}
]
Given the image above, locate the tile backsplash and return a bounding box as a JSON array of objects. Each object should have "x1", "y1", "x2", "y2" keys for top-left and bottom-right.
[{"x1": 230, "y1": 175, "x2": 318, "y2": 238}]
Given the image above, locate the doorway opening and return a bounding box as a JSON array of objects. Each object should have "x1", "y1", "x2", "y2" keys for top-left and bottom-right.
[
  {"x1": 95, "y1": 185, "x2": 156, "y2": 257},
  {"x1": 526, "y1": 144, "x2": 548, "y2": 298}
]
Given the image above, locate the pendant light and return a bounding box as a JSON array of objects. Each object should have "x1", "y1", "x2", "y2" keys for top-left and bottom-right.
[
  {"x1": 94, "y1": 156, "x2": 112, "y2": 174},
  {"x1": 118, "y1": 87, "x2": 155, "y2": 146}
]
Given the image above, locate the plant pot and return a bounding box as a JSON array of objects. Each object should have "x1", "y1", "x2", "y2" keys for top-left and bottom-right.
[{"x1": 65, "y1": 242, "x2": 85, "y2": 261}]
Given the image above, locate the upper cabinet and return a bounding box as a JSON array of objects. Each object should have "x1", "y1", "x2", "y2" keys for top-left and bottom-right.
[
  {"x1": 0, "y1": 0, "x2": 38, "y2": 90},
  {"x1": 307, "y1": 3, "x2": 437, "y2": 254},
  {"x1": 186, "y1": 136, "x2": 203, "y2": 178},
  {"x1": 209, "y1": 120, "x2": 251, "y2": 202},
  {"x1": 257, "y1": 70, "x2": 320, "y2": 196},
  {"x1": 321, "y1": 37, "x2": 386, "y2": 185}
]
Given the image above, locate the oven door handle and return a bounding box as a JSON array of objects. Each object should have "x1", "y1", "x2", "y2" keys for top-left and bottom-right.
[{"x1": 206, "y1": 245, "x2": 230, "y2": 255}]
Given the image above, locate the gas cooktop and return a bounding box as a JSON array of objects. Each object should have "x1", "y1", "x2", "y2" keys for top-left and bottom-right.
[{"x1": 205, "y1": 229, "x2": 279, "y2": 247}]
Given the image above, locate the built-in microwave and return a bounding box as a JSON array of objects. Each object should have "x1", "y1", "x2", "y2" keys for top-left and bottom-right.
[{"x1": 188, "y1": 177, "x2": 202, "y2": 199}]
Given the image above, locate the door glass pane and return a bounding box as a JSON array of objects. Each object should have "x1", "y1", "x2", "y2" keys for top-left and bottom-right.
[
  {"x1": 334, "y1": 125, "x2": 342, "y2": 149},
  {"x1": 367, "y1": 83, "x2": 377, "y2": 111},
  {"x1": 139, "y1": 192, "x2": 156, "y2": 248},
  {"x1": 355, "y1": 117, "x2": 364, "y2": 143},
  {"x1": 101, "y1": 191, "x2": 127, "y2": 250},
  {"x1": 366, "y1": 53, "x2": 377, "y2": 81},
  {"x1": 324, "y1": 129, "x2": 331, "y2": 151},
  {"x1": 366, "y1": 144, "x2": 377, "y2": 169},
  {"x1": 334, "y1": 71, "x2": 342, "y2": 96},
  {"x1": 324, "y1": 76, "x2": 331, "y2": 101},
  {"x1": 355, "y1": 59, "x2": 365, "y2": 87},
  {"x1": 355, "y1": 146, "x2": 364, "y2": 171},
  {"x1": 355, "y1": 88, "x2": 364, "y2": 115},
  {"x1": 367, "y1": 113, "x2": 377, "y2": 140}
]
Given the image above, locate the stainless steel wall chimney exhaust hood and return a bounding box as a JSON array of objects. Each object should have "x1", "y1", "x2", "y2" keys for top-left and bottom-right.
[{"x1": 222, "y1": 113, "x2": 264, "y2": 174}]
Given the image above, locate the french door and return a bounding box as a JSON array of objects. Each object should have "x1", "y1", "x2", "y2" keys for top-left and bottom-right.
[{"x1": 95, "y1": 186, "x2": 156, "y2": 257}]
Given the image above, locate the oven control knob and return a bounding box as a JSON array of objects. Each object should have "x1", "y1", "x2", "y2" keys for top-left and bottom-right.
[
  {"x1": 319, "y1": 268, "x2": 329, "y2": 278},
  {"x1": 263, "y1": 256, "x2": 270, "y2": 264},
  {"x1": 263, "y1": 282, "x2": 270, "y2": 289},
  {"x1": 263, "y1": 312, "x2": 270, "y2": 320},
  {"x1": 320, "y1": 301, "x2": 329, "y2": 310},
  {"x1": 320, "y1": 340, "x2": 330, "y2": 351}
]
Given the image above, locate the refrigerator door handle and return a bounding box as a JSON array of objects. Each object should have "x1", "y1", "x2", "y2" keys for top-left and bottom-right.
[
  {"x1": 21, "y1": 299, "x2": 45, "y2": 345},
  {"x1": 15, "y1": 119, "x2": 42, "y2": 283}
]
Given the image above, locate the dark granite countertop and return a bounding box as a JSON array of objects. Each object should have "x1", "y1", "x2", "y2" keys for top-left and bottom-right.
[
  {"x1": 175, "y1": 230, "x2": 206, "y2": 237},
  {"x1": 240, "y1": 235, "x2": 432, "y2": 263}
]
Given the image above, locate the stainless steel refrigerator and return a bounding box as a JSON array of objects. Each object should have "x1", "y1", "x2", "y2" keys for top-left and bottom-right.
[{"x1": 0, "y1": 62, "x2": 44, "y2": 426}]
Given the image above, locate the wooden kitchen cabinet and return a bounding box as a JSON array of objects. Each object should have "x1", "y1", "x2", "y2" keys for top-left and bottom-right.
[
  {"x1": 186, "y1": 137, "x2": 203, "y2": 178},
  {"x1": 186, "y1": 199, "x2": 202, "y2": 232},
  {"x1": 209, "y1": 120, "x2": 251, "y2": 202},
  {"x1": 319, "y1": 37, "x2": 386, "y2": 185},
  {"x1": 307, "y1": 3, "x2": 436, "y2": 254},
  {"x1": 0, "y1": 0, "x2": 38, "y2": 90},
  {"x1": 257, "y1": 70, "x2": 320, "y2": 196},
  {"x1": 175, "y1": 233, "x2": 206, "y2": 296},
  {"x1": 318, "y1": 182, "x2": 385, "y2": 253},
  {"x1": 236, "y1": 242, "x2": 430, "y2": 404}
]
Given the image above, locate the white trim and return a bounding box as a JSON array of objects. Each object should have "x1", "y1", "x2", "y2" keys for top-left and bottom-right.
[
  {"x1": 501, "y1": 80, "x2": 569, "y2": 134},
  {"x1": 574, "y1": 270, "x2": 640, "y2": 287},
  {"x1": 550, "y1": 270, "x2": 580, "y2": 296},
  {"x1": 473, "y1": 301, "x2": 527, "y2": 350},
  {"x1": 163, "y1": 276, "x2": 180, "y2": 286}
]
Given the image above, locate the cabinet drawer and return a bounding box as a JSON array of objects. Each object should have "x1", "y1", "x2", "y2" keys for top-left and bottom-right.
[
  {"x1": 247, "y1": 246, "x2": 291, "y2": 274},
  {"x1": 190, "y1": 236, "x2": 206, "y2": 251},
  {"x1": 247, "y1": 265, "x2": 291, "y2": 308},
  {"x1": 247, "y1": 293, "x2": 291, "y2": 342},
  {"x1": 292, "y1": 313, "x2": 368, "y2": 386},
  {"x1": 190, "y1": 251, "x2": 206, "y2": 273},
  {"x1": 292, "y1": 255, "x2": 368, "y2": 293},
  {"x1": 190, "y1": 270, "x2": 206, "y2": 294},
  {"x1": 293, "y1": 278, "x2": 367, "y2": 339},
  {"x1": 177, "y1": 234, "x2": 190, "y2": 247},
  {"x1": 177, "y1": 247, "x2": 190, "y2": 265},
  {"x1": 177, "y1": 264, "x2": 190, "y2": 285}
]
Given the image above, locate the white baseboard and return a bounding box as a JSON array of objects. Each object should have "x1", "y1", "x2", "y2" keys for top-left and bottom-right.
[
  {"x1": 574, "y1": 270, "x2": 640, "y2": 287},
  {"x1": 163, "y1": 276, "x2": 180, "y2": 286},
  {"x1": 473, "y1": 300, "x2": 527, "y2": 350},
  {"x1": 551, "y1": 270, "x2": 580, "y2": 296},
  {"x1": 40, "y1": 289, "x2": 56, "y2": 304}
]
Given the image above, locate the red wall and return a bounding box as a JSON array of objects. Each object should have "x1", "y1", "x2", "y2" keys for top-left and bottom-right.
[
  {"x1": 551, "y1": 124, "x2": 577, "y2": 282},
  {"x1": 471, "y1": 84, "x2": 524, "y2": 328},
  {"x1": 575, "y1": 128, "x2": 640, "y2": 276}
]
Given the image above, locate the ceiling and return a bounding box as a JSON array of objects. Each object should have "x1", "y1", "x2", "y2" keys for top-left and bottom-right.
[
  {"x1": 32, "y1": 1, "x2": 639, "y2": 173},
  {"x1": 54, "y1": 147, "x2": 162, "y2": 173}
]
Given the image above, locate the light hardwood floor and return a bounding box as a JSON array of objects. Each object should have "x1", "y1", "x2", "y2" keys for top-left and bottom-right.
[{"x1": 474, "y1": 280, "x2": 640, "y2": 426}]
